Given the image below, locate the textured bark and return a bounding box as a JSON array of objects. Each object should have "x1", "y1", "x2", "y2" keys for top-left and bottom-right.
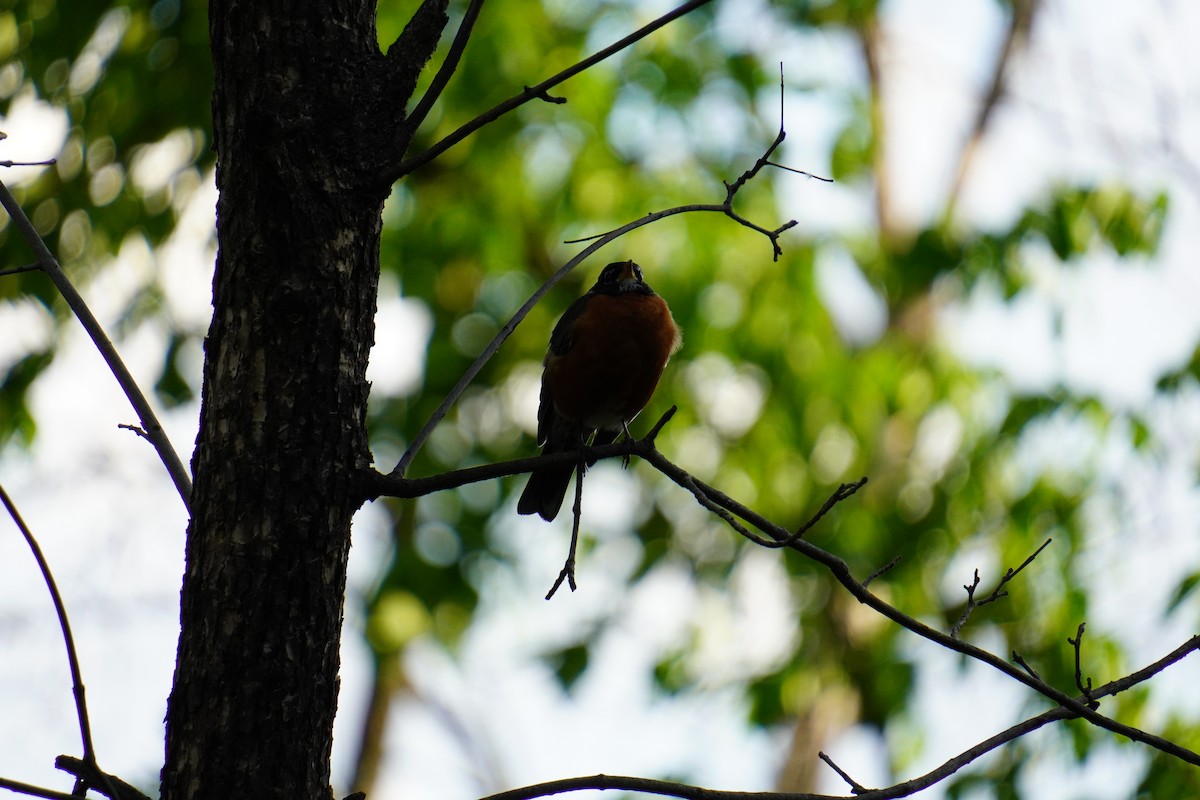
[{"x1": 161, "y1": 1, "x2": 445, "y2": 798}]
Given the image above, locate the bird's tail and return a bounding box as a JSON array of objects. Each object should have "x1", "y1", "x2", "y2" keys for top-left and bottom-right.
[{"x1": 517, "y1": 463, "x2": 575, "y2": 521}]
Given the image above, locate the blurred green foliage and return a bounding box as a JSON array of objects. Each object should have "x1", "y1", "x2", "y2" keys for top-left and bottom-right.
[{"x1": 2, "y1": 0, "x2": 1195, "y2": 796}]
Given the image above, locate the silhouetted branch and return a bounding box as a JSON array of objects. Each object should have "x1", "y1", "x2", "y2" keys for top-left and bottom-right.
[
  {"x1": 0, "y1": 775, "x2": 79, "y2": 800},
  {"x1": 0, "y1": 176, "x2": 192, "y2": 511},
  {"x1": 862, "y1": 556, "x2": 900, "y2": 588},
  {"x1": 0, "y1": 484, "x2": 127, "y2": 800},
  {"x1": 383, "y1": 0, "x2": 715, "y2": 182},
  {"x1": 0, "y1": 484, "x2": 96, "y2": 762},
  {"x1": 477, "y1": 638, "x2": 1199, "y2": 800},
  {"x1": 1067, "y1": 623, "x2": 1098, "y2": 708},
  {"x1": 565, "y1": 69, "x2": 818, "y2": 261},
  {"x1": 631, "y1": 448, "x2": 1200, "y2": 765},
  {"x1": 950, "y1": 538, "x2": 1052, "y2": 637},
  {"x1": 820, "y1": 751, "x2": 871, "y2": 794},
  {"x1": 402, "y1": 0, "x2": 487, "y2": 136},
  {"x1": 54, "y1": 757, "x2": 149, "y2": 800}
]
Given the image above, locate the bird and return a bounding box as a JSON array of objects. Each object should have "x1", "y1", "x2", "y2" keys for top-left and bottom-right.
[{"x1": 518, "y1": 260, "x2": 682, "y2": 521}]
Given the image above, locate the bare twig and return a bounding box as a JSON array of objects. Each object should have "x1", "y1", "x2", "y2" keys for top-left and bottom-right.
[
  {"x1": 0, "y1": 485, "x2": 126, "y2": 800},
  {"x1": 819, "y1": 751, "x2": 871, "y2": 795},
  {"x1": 0, "y1": 262, "x2": 41, "y2": 277},
  {"x1": 477, "y1": 639, "x2": 1200, "y2": 800},
  {"x1": 0, "y1": 776, "x2": 80, "y2": 800},
  {"x1": 117, "y1": 423, "x2": 150, "y2": 441},
  {"x1": 790, "y1": 479, "x2": 868, "y2": 541},
  {"x1": 384, "y1": 0, "x2": 715, "y2": 182},
  {"x1": 1011, "y1": 650, "x2": 1043, "y2": 683},
  {"x1": 565, "y1": 69, "x2": 813, "y2": 261},
  {"x1": 862, "y1": 555, "x2": 900, "y2": 588},
  {"x1": 631, "y1": 448, "x2": 1200, "y2": 765},
  {"x1": 0, "y1": 159, "x2": 56, "y2": 168},
  {"x1": 0, "y1": 483, "x2": 96, "y2": 762},
  {"x1": 950, "y1": 538, "x2": 1052, "y2": 638},
  {"x1": 1067, "y1": 622, "x2": 1098, "y2": 709},
  {"x1": 0, "y1": 178, "x2": 192, "y2": 511}
]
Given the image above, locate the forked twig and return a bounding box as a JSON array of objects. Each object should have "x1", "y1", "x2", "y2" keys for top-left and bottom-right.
[{"x1": 950, "y1": 538, "x2": 1052, "y2": 638}]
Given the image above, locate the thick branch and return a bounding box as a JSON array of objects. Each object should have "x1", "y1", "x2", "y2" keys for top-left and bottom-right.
[{"x1": 53, "y1": 757, "x2": 149, "y2": 800}]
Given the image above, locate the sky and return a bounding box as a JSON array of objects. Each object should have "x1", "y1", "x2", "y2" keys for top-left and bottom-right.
[{"x1": 2, "y1": 0, "x2": 1200, "y2": 798}]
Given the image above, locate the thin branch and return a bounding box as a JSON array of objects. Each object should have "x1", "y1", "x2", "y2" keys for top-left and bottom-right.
[
  {"x1": 477, "y1": 638, "x2": 1200, "y2": 800},
  {"x1": 0, "y1": 776, "x2": 80, "y2": 800},
  {"x1": 0, "y1": 262, "x2": 42, "y2": 277},
  {"x1": 819, "y1": 752, "x2": 871, "y2": 795},
  {"x1": 566, "y1": 72, "x2": 810, "y2": 261},
  {"x1": 862, "y1": 556, "x2": 900, "y2": 588},
  {"x1": 402, "y1": 0, "x2": 487, "y2": 137},
  {"x1": 632, "y1": 448, "x2": 1200, "y2": 766},
  {"x1": 0, "y1": 178, "x2": 192, "y2": 511},
  {"x1": 0, "y1": 483, "x2": 96, "y2": 763},
  {"x1": 950, "y1": 538, "x2": 1052, "y2": 638},
  {"x1": 1012, "y1": 650, "x2": 1043, "y2": 683},
  {"x1": 1067, "y1": 622, "x2": 1098, "y2": 708},
  {"x1": 790, "y1": 479, "x2": 868, "y2": 541},
  {"x1": 0, "y1": 159, "x2": 56, "y2": 168},
  {"x1": 383, "y1": 0, "x2": 715, "y2": 182},
  {"x1": 545, "y1": 461, "x2": 585, "y2": 600}
]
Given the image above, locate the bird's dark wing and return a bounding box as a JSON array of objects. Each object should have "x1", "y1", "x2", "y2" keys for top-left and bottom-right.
[
  {"x1": 536, "y1": 291, "x2": 593, "y2": 445},
  {"x1": 547, "y1": 291, "x2": 592, "y2": 357}
]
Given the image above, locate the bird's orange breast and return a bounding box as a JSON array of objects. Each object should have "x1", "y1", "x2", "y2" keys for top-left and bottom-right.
[{"x1": 545, "y1": 292, "x2": 681, "y2": 431}]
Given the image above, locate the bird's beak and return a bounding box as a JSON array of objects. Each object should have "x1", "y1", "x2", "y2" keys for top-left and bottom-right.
[{"x1": 618, "y1": 261, "x2": 637, "y2": 281}]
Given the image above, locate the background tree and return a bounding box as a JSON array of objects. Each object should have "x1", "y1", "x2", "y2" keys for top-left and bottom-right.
[{"x1": 0, "y1": 0, "x2": 1198, "y2": 799}]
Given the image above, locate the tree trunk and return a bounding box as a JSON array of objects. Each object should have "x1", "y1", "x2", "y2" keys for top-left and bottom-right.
[{"x1": 161, "y1": 2, "x2": 444, "y2": 797}]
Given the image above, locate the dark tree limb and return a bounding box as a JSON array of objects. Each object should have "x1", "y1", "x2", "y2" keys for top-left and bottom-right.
[
  {"x1": 401, "y1": 0, "x2": 487, "y2": 139},
  {"x1": 0, "y1": 485, "x2": 96, "y2": 763},
  {"x1": 0, "y1": 776, "x2": 80, "y2": 800},
  {"x1": 381, "y1": 0, "x2": 716, "y2": 183},
  {"x1": 475, "y1": 635, "x2": 1200, "y2": 800},
  {"x1": 0, "y1": 177, "x2": 192, "y2": 511},
  {"x1": 54, "y1": 757, "x2": 149, "y2": 800}
]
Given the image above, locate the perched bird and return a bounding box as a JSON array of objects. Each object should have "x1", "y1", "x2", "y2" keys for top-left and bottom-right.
[{"x1": 518, "y1": 260, "x2": 682, "y2": 521}]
